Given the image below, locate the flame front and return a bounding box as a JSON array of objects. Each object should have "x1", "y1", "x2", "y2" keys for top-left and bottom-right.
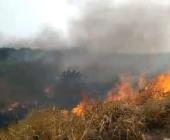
[
  {"x1": 73, "y1": 72, "x2": 170, "y2": 117},
  {"x1": 106, "y1": 74, "x2": 136, "y2": 103},
  {"x1": 144, "y1": 72, "x2": 170, "y2": 100},
  {"x1": 106, "y1": 81, "x2": 135, "y2": 102},
  {"x1": 153, "y1": 73, "x2": 170, "y2": 93},
  {"x1": 72, "y1": 94, "x2": 90, "y2": 117}
]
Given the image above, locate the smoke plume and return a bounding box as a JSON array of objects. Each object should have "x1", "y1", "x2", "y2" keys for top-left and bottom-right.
[
  {"x1": 70, "y1": 0, "x2": 170, "y2": 53},
  {"x1": 1, "y1": 0, "x2": 170, "y2": 82}
]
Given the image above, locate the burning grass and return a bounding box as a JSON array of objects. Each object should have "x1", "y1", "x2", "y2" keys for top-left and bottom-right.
[
  {"x1": 0, "y1": 103, "x2": 143, "y2": 140},
  {"x1": 1, "y1": 96, "x2": 170, "y2": 140},
  {"x1": 1, "y1": 72, "x2": 170, "y2": 139}
]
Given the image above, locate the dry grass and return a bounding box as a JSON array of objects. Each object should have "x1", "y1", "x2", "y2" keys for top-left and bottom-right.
[{"x1": 0, "y1": 95, "x2": 170, "y2": 140}]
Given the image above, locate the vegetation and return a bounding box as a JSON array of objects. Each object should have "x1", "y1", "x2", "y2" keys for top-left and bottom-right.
[
  {"x1": 1, "y1": 47, "x2": 170, "y2": 139},
  {"x1": 0, "y1": 94, "x2": 170, "y2": 140},
  {"x1": 0, "y1": 47, "x2": 86, "y2": 106}
]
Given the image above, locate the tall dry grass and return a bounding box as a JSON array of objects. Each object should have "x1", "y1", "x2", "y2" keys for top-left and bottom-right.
[{"x1": 0, "y1": 95, "x2": 170, "y2": 140}]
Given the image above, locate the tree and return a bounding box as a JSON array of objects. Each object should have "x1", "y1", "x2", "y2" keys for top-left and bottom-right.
[{"x1": 54, "y1": 69, "x2": 84, "y2": 107}]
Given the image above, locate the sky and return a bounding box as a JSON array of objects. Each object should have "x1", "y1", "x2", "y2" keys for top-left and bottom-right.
[
  {"x1": 0, "y1": 0, "x2": 170, "y2": 38},
  {"x1": 0, "y1": 0, "x2": 79, "y2": 38}
]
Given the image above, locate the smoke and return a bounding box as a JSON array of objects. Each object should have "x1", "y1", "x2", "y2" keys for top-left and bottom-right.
[
  {"x1": 53, "y1": 0, "x2": 170, "y2": 82},
  {"x1": 1, "y1": 0, "x2": 170, "y2": 52},
  {"x1": 1, "y1": 0, "x2": 170, "y2": 106},
  {"x1": 2, "y1": 27, "x2": 66, "y2": 49},
  {"x1": 70, "y1": 0, "x2": 170, "y2": 53},
  {"x1": 1, "y1": 0, "x2": 170, "y2": 83}
]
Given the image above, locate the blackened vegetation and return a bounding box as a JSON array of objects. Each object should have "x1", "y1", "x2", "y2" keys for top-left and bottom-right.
[{"x1": 0, "y1": 104, "x2": 27, "y2": 127}]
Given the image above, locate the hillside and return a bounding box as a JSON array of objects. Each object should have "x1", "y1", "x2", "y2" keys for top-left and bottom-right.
[
  {"x1": 1, "y1": 47, "x2": 170, "y2": 106},
  {"x1": 1, "y1": 72, "x2": 170, "y2": 139},
  {"x1": 0, "y1": 48, "x2": 170, "y2": 139}
]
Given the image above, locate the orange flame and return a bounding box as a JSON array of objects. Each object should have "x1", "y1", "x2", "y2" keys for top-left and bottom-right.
[
  {"x1": 144, "y1": 72, "x2": 170, "y2": 100},
  {"x1": 106, "y1": 74, "x2": 136, "y2": 103},
  {"x1": 153, "y1": 73, "x2": 170, "y2": 92},
  {"x1": 106, "y1": 81, "x2": 135, "y2": 102},
  {"x1": 73, "y1": 72, "x2": 170, "y2": 117},
  {"x1": 72, "y1": 93, "x2": 90, "y2": 117}
]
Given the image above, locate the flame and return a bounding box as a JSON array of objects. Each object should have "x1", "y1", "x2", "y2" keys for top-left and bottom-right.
[
  {"x1": 106, "y1": 72, "x2": 170, "y2": 102},
  {"x1": 72, "y1": 93, "x2": 90, "y2": 117},
  {"x1": 153, "y1": 73, "x2": 170, "y2": 92},
  {"x1": 144, "y1": 72, "x2": 170, "y2": 100},
  {"x1": 73, "y1": 72, "x2": 170, "y2": 117},
  {"x1": 106, "y1": 74, "x2": 136, "y2": 102},
  {"x1": 106, "y1": 81, "x2": 134, "y2": 102}
]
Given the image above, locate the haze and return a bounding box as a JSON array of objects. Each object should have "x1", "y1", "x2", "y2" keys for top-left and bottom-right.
[{"x1": 0, "y1": 0, "x2": 170, "y2": 53}]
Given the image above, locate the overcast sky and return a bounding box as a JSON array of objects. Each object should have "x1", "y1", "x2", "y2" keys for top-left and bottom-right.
[
  {"x1": 0, "y1": 0, "x2": 80, "y2": 38},
  {"x1": 0, "y1": 0, "x2": 169, "y2": 38}
]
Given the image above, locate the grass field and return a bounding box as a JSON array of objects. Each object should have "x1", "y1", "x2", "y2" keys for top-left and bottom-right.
[{"x1": 0, "y1": 92, "x2": 170, "y2": 140}]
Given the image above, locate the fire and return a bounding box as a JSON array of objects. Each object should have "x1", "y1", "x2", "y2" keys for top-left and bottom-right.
[
  {"x1": 106, "y1": 74, "x2": 136, "y2": 103},
  {"x1": 144, "y1": 72, "x2": 170, "y2": 100},
  {"x1": 72, "y1": 93, "x2": 90, "y2": 117},
  {"x1": 152, "y1": 73, "x2": 170, "y2": 92},
  {"x1": 106, "y1": 81, "x2": 134, "y2": 102},
  {"x1": 106, "y1": 72, "x2": 170, "y2": 102},
  {"x1": 73, "y1": 72, "x2": 170, "y2": 117}
]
